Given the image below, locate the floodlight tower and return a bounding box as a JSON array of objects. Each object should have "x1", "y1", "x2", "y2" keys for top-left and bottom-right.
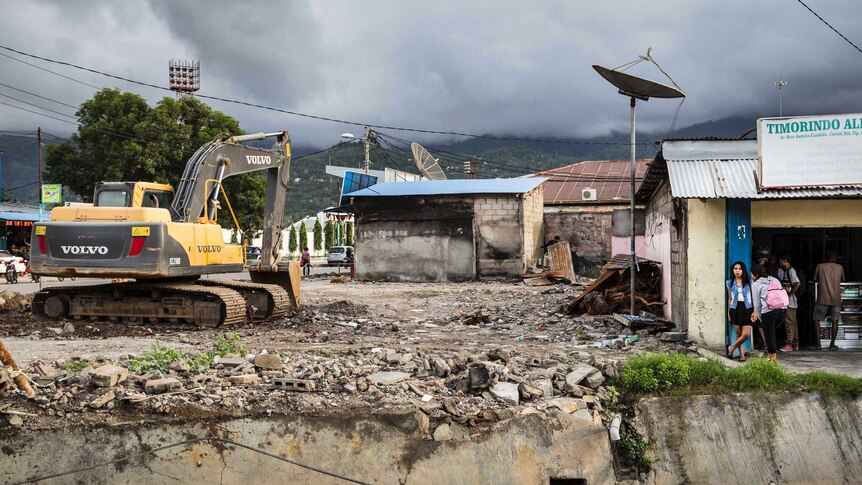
[
  {"x1": 775, "y1": 76, "x2": 788, "y2": 116},
  {"x1": 169, "y1": 60, "x2": 201, "y2": 99},
  {"x1": 593, "y1": 55, "x2": 685, "y2": 314}
]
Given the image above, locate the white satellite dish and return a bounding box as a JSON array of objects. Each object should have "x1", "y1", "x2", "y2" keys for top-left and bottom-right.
[{"x1": 411, "y1": 142, "x2": 447, "y2": 180}]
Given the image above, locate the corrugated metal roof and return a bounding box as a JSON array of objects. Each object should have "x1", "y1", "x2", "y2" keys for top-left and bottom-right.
[
  {"x1": 347, "y1": 178, "x2": 547, "y2": 197},
  {"x1": 531, "y1": 160, "x2": 649, "y2": 204},
  {"x1": 666, "y1": 158, "x2": 862, "y2": 199}
]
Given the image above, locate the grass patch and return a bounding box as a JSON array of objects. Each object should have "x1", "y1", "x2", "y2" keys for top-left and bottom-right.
[
  {"x1": 64, "y1": 358, "x2": 93, "y2": 373},
  {"x1": 126, "y1": 333, "x2": 249, "y2": 374},
  {"x1": 616, "y1": 352, "x2": 862, "y2": 398}
]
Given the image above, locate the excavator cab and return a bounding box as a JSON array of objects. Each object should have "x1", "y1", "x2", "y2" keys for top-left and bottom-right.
[{"x1": 93, "y1": 182, "x2": 175, "y2": 209}]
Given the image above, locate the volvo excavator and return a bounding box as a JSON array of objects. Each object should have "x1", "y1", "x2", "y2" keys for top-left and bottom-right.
[{"x1": 29, "y1": 131, "x2": 300, "y2": 327}]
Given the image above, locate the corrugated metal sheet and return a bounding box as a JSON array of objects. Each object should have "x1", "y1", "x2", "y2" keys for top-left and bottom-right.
[
  {"x1": 667, "y1": 158, "x2": 862, "y2": 199},
  {"x1": 531, "y1": 160, "x2": 649, "y2": 204},
  {"x1": 347, "y1": 178, "x2": 547, "y2": 197}
]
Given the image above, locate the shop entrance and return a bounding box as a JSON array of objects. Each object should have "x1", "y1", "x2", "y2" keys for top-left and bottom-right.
[{"x1": 752, "y1": 227, "x2": 862, "y2": 348}]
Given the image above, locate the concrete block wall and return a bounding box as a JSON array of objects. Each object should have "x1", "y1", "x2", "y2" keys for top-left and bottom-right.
[
  {"x1": 521, "y1": 186, "x2": 545, "y2": 269},
  {"x1": 543, "y1": 208, "x2": 613, "y2": 268},
  {"x1": 473, "y1": 195, "x2": 524, "y2": 275},
  {"x1": 643, "y1": 180, "x2": 685, "y2": 325}
]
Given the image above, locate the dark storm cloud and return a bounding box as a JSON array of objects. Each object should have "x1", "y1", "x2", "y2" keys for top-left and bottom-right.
[{"x1": 2, "y1": 1, "x2": 862, "y2": 146}]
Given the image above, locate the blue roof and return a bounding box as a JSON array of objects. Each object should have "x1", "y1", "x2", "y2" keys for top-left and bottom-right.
[
  {"x1": 0, "y1": 211, "x2": 43, "y2": 222},
  {"x1": 347, "y1": 178, "x2": 547, "y2": 198}
]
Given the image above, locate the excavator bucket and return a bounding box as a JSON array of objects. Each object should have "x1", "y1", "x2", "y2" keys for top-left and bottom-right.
[{"x1": 248, "y1": 260, "x2": 301, "y2": 308}]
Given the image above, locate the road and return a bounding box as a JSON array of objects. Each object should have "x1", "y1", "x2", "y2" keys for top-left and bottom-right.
[{"x1": 4, "y1": 262, "x2": 349, "y2": 294}]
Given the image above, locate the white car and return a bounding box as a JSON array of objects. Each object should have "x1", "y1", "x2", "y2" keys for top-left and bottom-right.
[
  {"x1": 0, "y1": 252, "x2": 26, "y2": 274},
  {"x1": 327, "y1": 246, "x2": 354, "y2": 266}
]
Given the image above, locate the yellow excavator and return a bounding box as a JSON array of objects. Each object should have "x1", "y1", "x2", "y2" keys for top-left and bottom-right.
[{"x1": 29, "y1": 131, "x2": 300, "y2": 327}]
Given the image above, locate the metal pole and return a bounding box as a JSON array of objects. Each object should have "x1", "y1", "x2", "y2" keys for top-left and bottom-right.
[
  {"x1": 0, "y1": 150, "x2": 4, "y2": 203},
  {"x1": 37, "y1": 127, "x2": 44, "y2": 221},
  {"x1": 363, "y1": 127, "x2": 371, "y2": 174},
  {"x1": 630, "y1": 97, "x2": 637, "y2": 315}
]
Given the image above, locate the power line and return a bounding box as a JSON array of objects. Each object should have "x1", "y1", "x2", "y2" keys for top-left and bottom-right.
[
  {"x1": 0, "y1": 92, "x2": 78, "y2": 120},
  {"x1": 0, "y1": 43, "x2": 637, "y2": 146},
  {"x1": 8, "y1": 436, "x2": 369, "y2": 485},
  {"x1": 796, "y1": 0, "x2": 862, "y2": 55},
  {"x1": 0, "y1": 81, "x2": 82, "y2": 109},
  {"x1": 0, "y1": 50, "x2": 102, "y2": 90}
]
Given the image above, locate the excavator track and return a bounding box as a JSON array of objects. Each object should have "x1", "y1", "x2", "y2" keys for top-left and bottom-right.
[
  {"x1": 32, "y1": 281, "x2": 247, "y2": 328},
  {"x1": 198, "y1": 279, "x2": 292, "y2": 320}
]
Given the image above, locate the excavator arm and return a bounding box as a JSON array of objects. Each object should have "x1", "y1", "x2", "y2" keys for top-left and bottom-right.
[{"x1": 169, "y1": 131, "x2": 291, "y2": 270}]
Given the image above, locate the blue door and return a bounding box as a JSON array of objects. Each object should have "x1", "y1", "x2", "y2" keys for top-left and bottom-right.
[{"x1": 725, "y1": 198, "x2": 752, "y2": 357}]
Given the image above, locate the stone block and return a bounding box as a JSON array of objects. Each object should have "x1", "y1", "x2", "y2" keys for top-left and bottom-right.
[
  {"x1": 253, "y1": 354, "x2": 282, "y2": 370},
  {"x1": 228, "y1": 374, "x2": 259, "y2": 385},
  {"x1": 144, "y1": 377, "x2": 182, "y2": 394},
  {"x1": 90, "y1": 391, "x2": 116, "y2": 409},
  {"x1": 489, "y1": 382, "x2": 520, "y2": 405},
  {"x1": 272, "y1": 378, "x2": 316, "y2": 392},
  {"x1": 90, "y1": 364, "x2": 129, "y2": 388},
  {"x1": 433, "y1": 423, "x2": 453, "y2": 442},
  {"x1": 367, "y1": 371, "x2": 411, "y2": 386},
  {"x1": 216, "y1": 356, "x2": 246, "y2": 368},
  {"x1": 565, "y1": 363, "x2": 600, "y2": 389}
]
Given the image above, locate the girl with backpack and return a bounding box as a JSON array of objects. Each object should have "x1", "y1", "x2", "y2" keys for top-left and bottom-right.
[{"x1": 751, "y1": 264, "x2": 789, "y2": 363}]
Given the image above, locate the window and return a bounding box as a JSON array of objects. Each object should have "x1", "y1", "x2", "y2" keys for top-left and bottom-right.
[
  {"x1": 142, "y1": 190, "x2": 173, "y2": 209},
  {"x1": 96, "y1": 190, "x2": 131, "y2": 208}
]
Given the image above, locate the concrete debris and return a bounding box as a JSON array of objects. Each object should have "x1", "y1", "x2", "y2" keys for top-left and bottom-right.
[
  {"x1": 89, "y1": 391, "x2": 116, "y2": 409},
  {"x1": 433, "y1": 423, "x2": 453, "y2": 441},
  {"x1": 272, "y1": 378, "x2": 316, "y2": 392},
  {"x1": 253, "y1": 354, "x2": 282, "y2": 370},
  {"x1": 228, "y1": 374, "x2": 259, "y2": 385},
  {"x1": 144, "y1": 377, "x2": 183, "y2": 394},
  {"x1": 367, "y1": 371, "x2": 411, "y2": 386},
  {"x1": 565, "y1": 363, "x2": 600, "y2": 389},
  {"x1": 489, "y1": 382, "x2": 520, "y2": 405},
  {"x1": 90, "y1": 365, "x2": 129, "y2": 387},
  {"x1": 215, "y1": 356, "x2": 246, "y2": 368}
]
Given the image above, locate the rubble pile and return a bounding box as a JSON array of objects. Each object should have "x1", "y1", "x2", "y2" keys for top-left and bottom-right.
[
  {"x1": 563, "y1": 255, "x2": 664, "y2": 317},
  {"x1": 0, "y1": 290, "x2": 30, "y2": 312},
  {"x1": 2, "y1": 343, "x2": 647, "y2": 439}
]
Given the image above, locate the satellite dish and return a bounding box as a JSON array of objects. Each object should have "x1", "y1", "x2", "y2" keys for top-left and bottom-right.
[
  {"x1": 411, "y1": 142, "x2": 447, "y2": 180},
  {"x1": 592, "y1": 65, "x2": 685, "y2": 100}
]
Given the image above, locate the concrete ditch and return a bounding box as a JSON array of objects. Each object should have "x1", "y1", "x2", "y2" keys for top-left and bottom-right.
[
  {"x1": 636, "y1": 393, "x2": 862, "y2": 484},
  {"x1": 1, "y1": 412, "x2": 614, "y2": 484}
]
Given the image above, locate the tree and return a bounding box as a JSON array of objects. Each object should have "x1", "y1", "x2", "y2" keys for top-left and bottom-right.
[
  {"x1": 324, "y1": 221, "x2": 335, "y2": 249},
  {"x1": 288, "y1": 224, "x2": 298, "y2": 254},
  {"x1": 298, "y1": 222, "x2": 308, "y2": 251},
  {"x1": 345, "y1": 222, "x2": 354, "y2": 246},
  {"x1": 45, "y1": 89, "x2": 268, "y2": 236},
  {"x1": 313, "y1": 218, "x2": 323, "y2": 252}
]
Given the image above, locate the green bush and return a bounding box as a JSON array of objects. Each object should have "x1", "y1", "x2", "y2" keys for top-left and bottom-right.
[
  {"x1": 64, "y1": 358, "x2": 93, "y2": 373},
  {"x1": 618, "y1": 427, "x2": 654, "y2": 471},
  {"x1": 127, "y1": 342, "x2": 183, "y2": 374},
  {"x1": 126, "y1": 334, "x2": 248, "y2": 374}
]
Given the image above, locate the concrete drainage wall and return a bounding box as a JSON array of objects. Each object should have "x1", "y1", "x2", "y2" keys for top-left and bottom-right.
[
  {"x1": 1, "y1": 412, "x2": 615, "y2": 484},
  {"x1": 636, "y1": 393, "x2": 862, "y2": 484}
]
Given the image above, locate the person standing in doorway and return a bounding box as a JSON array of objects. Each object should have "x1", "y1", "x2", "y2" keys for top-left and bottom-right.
[
  {"x1": 777, "y1": 255, "x2": 801, "y2": 351},
  {"x1": 301, "y1": 247, "x2": 312, "y2": 277},
  {"x1": 726, "y1": 261, "x2": 754, "y2": 362},
  {"x1": 813, "y1": 251, "x2": 845, "y2": 350},
  {"x1": 751, "y1": 264, "x2": 785, "y2": 363}
]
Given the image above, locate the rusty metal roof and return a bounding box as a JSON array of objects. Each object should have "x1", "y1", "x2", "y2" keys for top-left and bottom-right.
[{"x1": 532, "y1": 160, "x2": 650, "y2": 204}]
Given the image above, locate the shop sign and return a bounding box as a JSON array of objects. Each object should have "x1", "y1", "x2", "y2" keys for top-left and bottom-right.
[
  {"x1": 5, "y1": 220, "x2": 33, "y2": 227},
  {"x1": 758, "y1": 113, "x2": 862, "y2": 188},
  {"x1": 41, "y1": 184, "x2": 63, "y2": 204}
]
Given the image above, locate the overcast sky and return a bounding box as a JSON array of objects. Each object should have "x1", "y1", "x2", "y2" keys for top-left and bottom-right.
[{"x1": 2, "y1": 0, "x2": 862, "y2": 148}]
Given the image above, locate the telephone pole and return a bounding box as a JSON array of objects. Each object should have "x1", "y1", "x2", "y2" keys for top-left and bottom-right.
[
  {"x1": 774, "y1": 76, "x2": 788, "y2": 116},
  {"x1": 363, "y1": 127, "x2": 372, "y2": 174}
]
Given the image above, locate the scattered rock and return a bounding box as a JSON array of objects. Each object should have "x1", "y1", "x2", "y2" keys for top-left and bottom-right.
[
  {"x1": 565, "y1": 363, "x2": 600, "y2": 389},
  {"x1": 433, "y1": 423, "x2": 453, "y2": 441},
  {"x1": 144, "y1": 377, "x2": 183, "y2": 394},
  {"x1": 367, "y1": 371, "x2": 411, "y2": 386},
  {"x1": 489, "y1": 382, "x2": 520, "y2": 405},
  {"x1": 7, "y1": 414, "x2": 24, "y2": 427},
  {"x1": 228, "y1": 374, "x2": 259, "y2": 385},
  {"x1": 379, "y1": 408, "x2": 430, "y2": 436},
  {"x1": 90, "y1": 391, "x2": 116, "y2": 409},
  {"x1": 253, "y1": 354, "x2": 282, "y2": 370},
  {"x1": 518, "y1": 382, "x2": 543, "y2": 400},
  {"x1": 216, "y1": 356, "x2": 246, "y2": 368},
  {"x1": 62, "y1": 322, "x2": 75, "y2": 334}
]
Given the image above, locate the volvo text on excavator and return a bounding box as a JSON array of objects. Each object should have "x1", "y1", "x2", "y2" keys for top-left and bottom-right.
[{"x1": 29, "y1": 131, "x2": 301, "y2": 327}]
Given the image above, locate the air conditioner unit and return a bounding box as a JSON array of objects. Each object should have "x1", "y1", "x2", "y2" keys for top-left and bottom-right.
[{"x1": 581, "y1": 188, "x2": 597, "y2": 201}]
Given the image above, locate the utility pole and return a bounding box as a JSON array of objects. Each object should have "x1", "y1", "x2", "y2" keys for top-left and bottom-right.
[
  {"x1": 774, "y1": 76, "x2": 788, "y2": 117},
  {"x1": 363, "y1": 127, "x2": 372, "y2": 174},
  {"x1": 37, "y1": 127, "x2": 43, "y2": 218},
  {"x1": 463, "y1": 160, "x2": 478, "y2": 179}
]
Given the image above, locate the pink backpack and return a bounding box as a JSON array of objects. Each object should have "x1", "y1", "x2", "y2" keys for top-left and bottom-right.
[{"x1": 766, "y1": 279, "x2": 789, "y2": 310}]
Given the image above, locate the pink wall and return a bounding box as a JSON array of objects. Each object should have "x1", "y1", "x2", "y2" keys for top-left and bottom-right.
[{"x1": 611, "y1": 235, "x2": 646, "y2": 259}]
